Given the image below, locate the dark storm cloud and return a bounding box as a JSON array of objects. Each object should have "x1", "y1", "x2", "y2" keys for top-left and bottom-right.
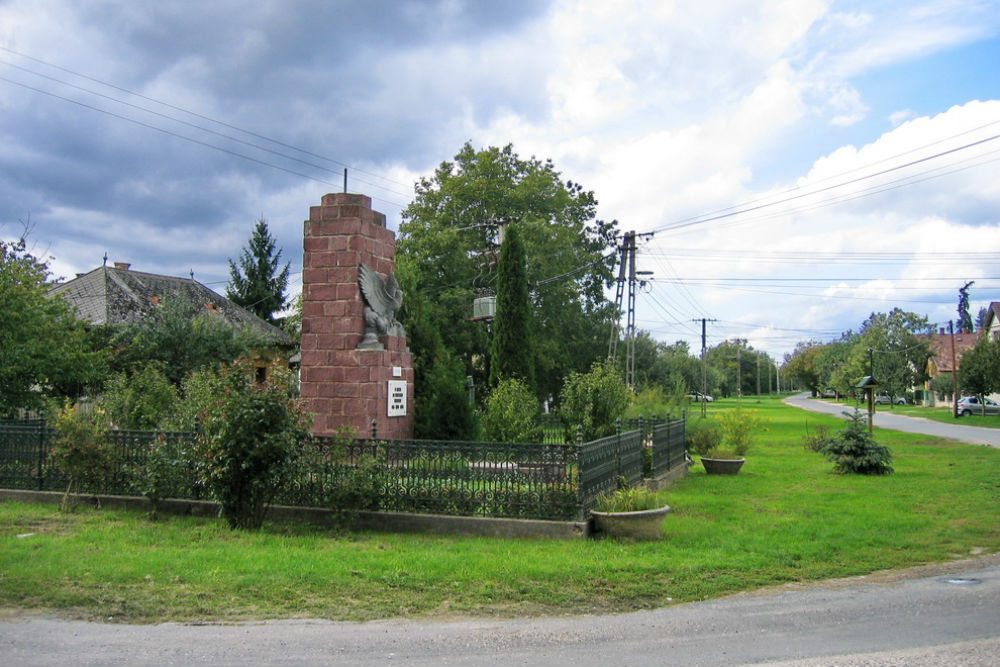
[{"x1": 0, "y1": 0, "x2": 553, "y2": 281}]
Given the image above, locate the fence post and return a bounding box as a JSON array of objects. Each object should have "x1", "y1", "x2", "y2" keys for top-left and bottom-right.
[
  {"x1": 36, "y1": 420, "x2": 45, "y2": 491},
  {"x1": 615, "y1": 417, "x2": 622, "y2": 479},
  {"x1": 371, "y1": 419, "x2": 377, "y2": 439},
  {"x1": 575, "y1": 424, "x2": 583, "y2": 446}
]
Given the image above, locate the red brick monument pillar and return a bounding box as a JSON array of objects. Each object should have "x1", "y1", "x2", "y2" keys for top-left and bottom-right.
[{"x1": 300, "y1": 193, "x2": 414, "y2": 439}]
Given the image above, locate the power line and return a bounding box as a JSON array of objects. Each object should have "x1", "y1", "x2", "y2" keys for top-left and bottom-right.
[
  {"x1": 647, "y1": 132, "x2": 1000, "y2": 236},
  {"x1": 0, "y1": 46, "x2": 412, "y2": 194}
]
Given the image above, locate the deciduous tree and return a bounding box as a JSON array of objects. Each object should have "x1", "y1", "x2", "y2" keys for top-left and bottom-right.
[
  {"x1": 0, "y1": 237, "x2": 105, "y2": 415},
  {"x1": 397, "y1": 143, "x2": 618, "y2": 403}
]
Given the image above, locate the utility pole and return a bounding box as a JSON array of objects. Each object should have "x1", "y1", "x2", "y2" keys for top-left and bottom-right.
[
  {"x1": 949, "y1": 320, "x2": 958, "y2": 418},
  {"x1": 607, "y1": 231, "x2": 641, "y2": 390},
  {"x1": 737, "y1": 346, "x2": 742, "y2": 402},
  {"x1": 756, "y1": 354, "x2": 761, "y2": 402},
  {"x1": 692, "y1": 318, "x2": 717, "y2": 417},
  {"x1": 625, "y1": 231, "x2": 637, "y2": 390}
]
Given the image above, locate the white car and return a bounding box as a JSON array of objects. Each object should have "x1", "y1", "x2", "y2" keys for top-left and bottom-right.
[
  {"x1": 874, "y1": 394, "x2": 906, "y2": 405},
  {"x1": 687, "y1": 392, "x2": 714, "y2": 402}
]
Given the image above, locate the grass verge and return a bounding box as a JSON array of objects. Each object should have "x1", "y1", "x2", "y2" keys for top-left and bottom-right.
[{"x1": 2, "y1": 396, "x2": 999, "y2": 623}]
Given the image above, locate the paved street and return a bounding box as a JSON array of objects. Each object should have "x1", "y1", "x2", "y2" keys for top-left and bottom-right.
[
  {"x1": 783, "y1": 392, "x2": 1000, "y2": 448},
  {"x1": 2, "y1": 557, "x2": 999, "y2": 666}
]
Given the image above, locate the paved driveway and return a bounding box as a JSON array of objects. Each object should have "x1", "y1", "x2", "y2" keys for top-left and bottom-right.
[{"x1": 783, "y1": 393, "x2": 1000, "y2": 448}]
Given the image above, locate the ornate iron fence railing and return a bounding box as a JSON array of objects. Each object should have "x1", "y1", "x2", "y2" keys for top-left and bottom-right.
[{"x1": 0, "y1": 416, "x2": 685, "y2": 522}]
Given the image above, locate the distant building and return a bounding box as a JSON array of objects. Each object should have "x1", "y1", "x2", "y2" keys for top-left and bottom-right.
[
  {"x1": 981, "y1": 301, "x2": 1000, "y2": 342},
  {"x1": 919, "y1": 327, "x2": 978, "y2": 405}
]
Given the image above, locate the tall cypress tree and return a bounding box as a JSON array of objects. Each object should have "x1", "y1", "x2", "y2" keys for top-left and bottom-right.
[
  {"x1": 227, "y1": 218, "x2": 290, "y2": 324},
  {"x1": 489, "y1": 223, "x2": 535, "y2": 392}
]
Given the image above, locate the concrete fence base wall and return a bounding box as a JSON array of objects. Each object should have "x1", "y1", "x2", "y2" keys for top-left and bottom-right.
[{"x1": 0, "y1": 489, "x2": 591, "y2": 540}]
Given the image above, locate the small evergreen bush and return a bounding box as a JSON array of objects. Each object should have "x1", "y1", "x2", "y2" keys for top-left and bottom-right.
[{"x1": 813, "y1": 410, "x2": 894, "y2": 475}]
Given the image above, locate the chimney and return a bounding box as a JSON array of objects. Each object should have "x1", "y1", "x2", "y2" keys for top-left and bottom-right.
[
  {"x1": 940, "y1": 327, "x2": 945, "y2": 335},
  {"x1": 114, "y1": 262, "x2": 131, "y2": 270}
]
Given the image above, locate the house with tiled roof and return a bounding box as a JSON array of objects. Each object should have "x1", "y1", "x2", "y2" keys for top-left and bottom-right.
[
  {"x1": 49, "y1": 262, "x2": 292, "y2": 379},
  {"x1": 49, "y1": 262, "x2": 290, "y2": 344},
  {"x1": 918, "y1": 327, "x2": 979, "y2": 405}
]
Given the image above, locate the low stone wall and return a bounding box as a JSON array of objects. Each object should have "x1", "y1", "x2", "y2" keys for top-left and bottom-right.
[{"x1": 0, "y1": 489, "x2": 591, "y2": 540}]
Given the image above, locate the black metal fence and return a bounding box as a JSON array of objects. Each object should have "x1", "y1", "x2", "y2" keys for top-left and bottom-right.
[{"x1": 0, "y1": 416, "x2": 686, "y2": 522}]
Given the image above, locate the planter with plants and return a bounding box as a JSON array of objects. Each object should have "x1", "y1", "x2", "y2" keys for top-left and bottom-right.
[
  {"x1": 590, "y1": 482, "x2": 670, "y2": 540},
  {"x1": 686, "y1": 407, "x2": 767, "y2": 475}
]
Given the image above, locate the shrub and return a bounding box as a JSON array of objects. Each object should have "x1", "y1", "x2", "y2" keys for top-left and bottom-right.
[
  {"x1": 685, "y1": 418, "x2": 723, "y2": 457},
  {"x1": 481, "y1": 377, "x2": 542, "y2": 443},
  {"x1": 49, "y1": 401, "x2": 110, "y2": 510},
  {"x1": 716, "y1": 406, "x2": 768, "y2": 457},
  {"x1": 194, "y1": 362, "x2": 311, "y2": 529},
  {"x1": 558, "y1": 361, "x2": 630, "y2": 441},
  {"x1": 814, "y1": 410, "x2": 894, "y2": 475},
  {"x1": 127, "y1": 434, "x2": 193, "y2": 519},
  {"x1": 100, "y1": 363, "x2": 179, "y2": 430}
]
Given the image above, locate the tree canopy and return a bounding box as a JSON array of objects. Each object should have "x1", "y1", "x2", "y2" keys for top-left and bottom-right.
[
  {"x1": 0, "y1": 237, "x2": 105, "y2": 415},
  {"x1": 227, "y1": 218, "x2": 290, "y2": 324},
  {"x1": 396, "y1": 143, "x2": 618, "y2": 402}
]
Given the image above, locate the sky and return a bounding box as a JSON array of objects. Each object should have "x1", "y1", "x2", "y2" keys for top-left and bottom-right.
[{"x1": 2, "y1": 0, "x2": 999, "y2": 363}]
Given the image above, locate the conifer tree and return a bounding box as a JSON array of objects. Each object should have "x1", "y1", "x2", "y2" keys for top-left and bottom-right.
[
  {"x1": 489, "y1": 223, "x2": 535, "y2": 393},
  {"x1": 227, "y1": 218, "x2": 290, "y2": 323}
]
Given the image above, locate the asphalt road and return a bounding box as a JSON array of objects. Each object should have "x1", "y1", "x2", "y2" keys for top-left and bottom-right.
[
  {"x1": 2, "y1": 557, "x2": 999, "y2": 666},
  {"x1": 783, "y1": 392, "x2": 1000, "y2": 448}
]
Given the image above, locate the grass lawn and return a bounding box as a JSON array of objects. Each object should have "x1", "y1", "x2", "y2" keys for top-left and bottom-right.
[{"x1": 2, "y1": 396, "x2": 999, "y2": 623}]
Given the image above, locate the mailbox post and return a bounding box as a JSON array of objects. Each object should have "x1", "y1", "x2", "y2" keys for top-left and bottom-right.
[{"x1": 855, "y1": 375, "x2": 880, "y2": 435}]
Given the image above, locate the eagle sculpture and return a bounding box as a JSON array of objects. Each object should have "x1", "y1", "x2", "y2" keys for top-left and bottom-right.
[{"x1": 357, "y1": 263, "x2": 405, "y2": 348}]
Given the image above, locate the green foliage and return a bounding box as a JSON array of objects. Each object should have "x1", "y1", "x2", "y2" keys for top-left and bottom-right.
[
  {"x1": 625, "y1": 382, "x2": 687, "y2": 420},
  {"x1": 489, "y1": 223, "x2": 535, "y2": 392},
  {"x1": 704, "y1": 339, "x2": 774, "y2": 397},
  {"x1": 107, "y1": 298, "x2": 258, "y2": 385},
  {"x1": 194, "y1": 363, "x2": 310, "y2": 529},
  {"x1": 127, "y1": 434, "x2": 193, "y2": 519},
  {"x1": 685, "y1": 418, "x2": 723, "y2": 457},
  {"x1": 481, "y1": 377, "x2": 542, "y2": 443},
  {"x1": 852, "y1": 309, "x2": 931, "y2": 400},
  {"x1": 49, "y1": 402, "x2": 110, "y2": 508},
  {"x1": 414, "y1": 353, "x2": 477, "y2": 441},
  {"x1": 100, "y1": 363, "x2": 179, "y2": 430},
  {"x1": 958, "y1": 334, "x2": 1000, "y2": 399},
  {"x1": 813, "y1": 410, "x2": 894, "y2": 475},
  {"x1": 595, "y1": 486, "x2": 664, "y2": 513},
  {"x1": 782, "y1": 341, "x2": 824, "y2": 394},
  {"x1": 0, "y1": 237, "x2": 105, "y2": 415},
  {"x1": 327, "y1": 455, "x2": 385, "y2": 512},
  {"x1": 227, "y1": 217, "x2": 291, "y2": 323},
  {"x1": 558, "y1": 361, "x2": 630, "y2": 441},
  {"x1": 716, "y1": 406, "x2": 768, "y2": 457},
  {"x1": 397, "y1": 142, "x2": 618, "y2": 404}
]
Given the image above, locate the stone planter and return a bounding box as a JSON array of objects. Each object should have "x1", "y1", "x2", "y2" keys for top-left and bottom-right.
[
  {"x1": 701, "y1": 457, "x2": 745, "y2": 475},
  {"x1": 591, "y1": 505, "x2": 670, "y2": 540}
]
